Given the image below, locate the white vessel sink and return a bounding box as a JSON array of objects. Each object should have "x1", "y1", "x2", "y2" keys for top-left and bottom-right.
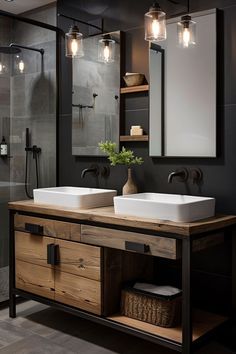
[
  {"x1": 114, "y1": 193, "x2": 215, "y2": 223},
  {"x1": 33, "y1": 187, "x2": 117, "y2": 209}
]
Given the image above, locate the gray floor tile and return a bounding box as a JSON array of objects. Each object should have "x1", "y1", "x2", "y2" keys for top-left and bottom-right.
[
  {"x1": 0, "y1": 334, "x2": 76, "y2": 354},
  {"x1": 0, "y1": 320, "x2": 31, "y2": 347}
]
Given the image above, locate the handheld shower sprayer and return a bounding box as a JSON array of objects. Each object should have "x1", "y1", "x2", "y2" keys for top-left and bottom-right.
[{"x1": 24, "y1": 128, "x2": 41, "y2": 199}]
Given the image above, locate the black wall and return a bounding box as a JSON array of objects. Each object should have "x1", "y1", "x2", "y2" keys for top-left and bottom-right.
[
  {"x1": 57, "y1": 0, "x2": 236, "y2": 316},
  {"x1": 57, "y1": 0, "x2": 236, "y2": 215}
]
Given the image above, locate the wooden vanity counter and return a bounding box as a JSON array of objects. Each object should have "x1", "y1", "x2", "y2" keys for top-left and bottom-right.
[{"x1": 8, "y1": 199, "x2": 236, "y2": 237}]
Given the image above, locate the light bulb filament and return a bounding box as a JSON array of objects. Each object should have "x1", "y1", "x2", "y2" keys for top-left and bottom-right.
[
  {"x1": 19, "y1": 60, "x2": 25, "y2": 73},
  {"x1": 71, "y1": 39, "x2": 79, "y2": 57},
  {"x1": 183, "y1": 27, "x2": 190, "y2": 48},
  {"x1": 152, "y1": 19, "x2": 160, "y2": 39},
  {"x1": 103, "y1": 45, "x2": 110, "y2": 62}
]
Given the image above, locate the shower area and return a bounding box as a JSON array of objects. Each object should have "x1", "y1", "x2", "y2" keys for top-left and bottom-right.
[{"x1": 0, "y1": 12, "x2": 57, "y2": 303}]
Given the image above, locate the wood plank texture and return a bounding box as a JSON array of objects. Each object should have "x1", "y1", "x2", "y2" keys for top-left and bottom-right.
[
  {"x1": 16, "y1": 260, "x2": 54, "y2": 299},
  {"x1": 55, "y1": 239, "x2": 101, "y2": 281},
  {"x1": 15, "y1": 231, "x2": 53, "y2": 268},
  {"x1": 81, "y1": 225, "x2": 180, "y2": 259},
  {"x1": 14, "y1": 214, "x2": 81, "y2": 241},
  {"x1": 120, "y1": 135, "x2": 149, "y2": 142},
  {"x1": 120, "y1": 85, "x2": 149, "y2": 94},
  {"x1": 9, "y1": 201, "x2": 236, "y2": 236},
  {"x1": 54, "y1": 271, "x2": 101, "y2": 315},
  {"x1": 107, "y1": 310, "x2": 227, "y2": 344}
]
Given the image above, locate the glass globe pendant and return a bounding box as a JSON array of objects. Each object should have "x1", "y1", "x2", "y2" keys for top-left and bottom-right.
[
  {"x1": 65, "y1": 24, "x2": 84, "y2": 58},
  {"x1": 145, "y1": 2, "x2": 166, "y2": 42},
  {"x1": 98, "y1": 34, "x2": 115, "y2": 63},
  {"x1": 177, "y1": 15, "x2": 196, "y2": 48}
]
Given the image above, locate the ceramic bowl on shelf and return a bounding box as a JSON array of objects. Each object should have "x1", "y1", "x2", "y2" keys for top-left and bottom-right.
[{"x1": 123, "y1": 72, "x2": 145, "y2": 87}]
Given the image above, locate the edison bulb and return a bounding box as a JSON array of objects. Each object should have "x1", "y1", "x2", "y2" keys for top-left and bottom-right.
[
  {"x1": 19, "y1": 60, "x2": 25, "y2": 73},
  {"x1": 152, "y1": 19, "x2": 160, "y2": 40},
  {"x1": 103, "y1": 45, "x2": 110, "y2": 63},
  {"x1": 183, "y1": 28, "x2": 190, "y2": 48},
  {"x1": 0, "y1": 63, "x2": 3, "y2": 74},
  {"x1": 71, "y1": 39, "x2": 79, "y2": 57}
]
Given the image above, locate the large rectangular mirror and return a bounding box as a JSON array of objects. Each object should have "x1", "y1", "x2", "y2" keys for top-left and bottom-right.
[
  {"x1": 149, "y1": 9, "x2": 217, "y2": 157},
  {"x1": 72, "y1": 31, "x2": 120, "y2": 156}
]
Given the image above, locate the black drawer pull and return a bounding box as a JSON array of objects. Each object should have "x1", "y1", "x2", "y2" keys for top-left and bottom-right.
[
  {"x1": 47, "y1": 244, "x2": 59, "y2": 265},
  {"x1": 125, "y1": 241, "x2": 150, "y2": 254},
  {"x1": 25, "y1": 223, "x2": 43, "y2": 235}
]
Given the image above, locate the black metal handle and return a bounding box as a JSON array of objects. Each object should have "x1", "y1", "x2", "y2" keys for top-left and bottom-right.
[
  {"x1": 25, "y1": 223, "x2": 43, "y2": 235},
  {"x1": 47, "y1": 244, "x2": 59, "y2": 265},
  {"x1": 125, "y1": 241, "x2": 150, "y2": 254}
]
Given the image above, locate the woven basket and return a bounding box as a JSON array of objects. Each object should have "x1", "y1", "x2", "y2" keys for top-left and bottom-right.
[{"x1": 121, "y1": 288, "x2": 181, "y2": 328}]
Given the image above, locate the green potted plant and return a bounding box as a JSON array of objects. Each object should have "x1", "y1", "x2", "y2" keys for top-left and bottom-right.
[{"x1": 99, "y1": 141, "x2": 143, "y2": 195}]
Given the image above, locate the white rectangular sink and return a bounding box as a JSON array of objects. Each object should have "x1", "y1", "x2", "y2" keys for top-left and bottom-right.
[
  {"x1": 33, "y1": 187, "x2": 117, "y2": 209},
  {"x1": 114, "y1": 193, "x2": 215, "y2": 223}
]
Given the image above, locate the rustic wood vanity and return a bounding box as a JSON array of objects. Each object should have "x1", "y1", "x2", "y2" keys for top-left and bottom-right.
[{"x1": 8, "y1": 200, "x2": 236, "y2": 354}]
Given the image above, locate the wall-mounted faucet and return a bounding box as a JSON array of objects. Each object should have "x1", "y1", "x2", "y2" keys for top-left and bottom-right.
[
  {"x1": 81, "y1": 164, "x2": 99, "y2": 179},
  {"x1": 168, "y1": 168, "x2": 188, "y2": 184}
]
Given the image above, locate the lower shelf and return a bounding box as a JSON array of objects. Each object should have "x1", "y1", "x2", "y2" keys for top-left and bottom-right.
[{"x1": 107, "y1": 310, "x2": 227, "y2": 344}]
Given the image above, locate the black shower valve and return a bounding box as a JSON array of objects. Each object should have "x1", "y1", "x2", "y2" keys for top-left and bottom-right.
[{"x1": 25, "y1": 145, "x2": 41, "y2": 158}]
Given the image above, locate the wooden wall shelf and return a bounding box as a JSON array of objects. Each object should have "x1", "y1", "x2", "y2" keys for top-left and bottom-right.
[
  {"x1": 120, "y1": 135, "x2": 149, "y2": 142},
  {"x1": 120, "y1": 85, "x2": 149, "y2": 94}
]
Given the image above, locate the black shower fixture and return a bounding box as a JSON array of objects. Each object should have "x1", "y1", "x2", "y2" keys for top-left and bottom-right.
[{"x1": 9, "y1": 43, "x2": 44, "y2": 55}]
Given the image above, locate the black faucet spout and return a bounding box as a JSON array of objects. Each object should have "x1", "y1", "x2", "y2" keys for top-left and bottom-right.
[
  {"x1": 81, "y1": 165, "x2": 99, "y2": 179},
  {"x1": 168, "y1": 168, "x2": 188, "y2": 184}
]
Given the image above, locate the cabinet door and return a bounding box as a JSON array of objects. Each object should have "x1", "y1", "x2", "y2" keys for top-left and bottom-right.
[
  {"x1": 16, "y1": 260, "x2": 55, "y2": 299},
  {"x1": 15, "y1": 231, "x2": 54, "y2": 268},
  {"x1": 15, "y1": 232, "x2": 55, "y2": 299},
  {"x1": 55, "y1": 271, "x2": 101, "y2": 315},
  {"x1": 55, "y1": 239, "x2": 101, "y2": 281}
]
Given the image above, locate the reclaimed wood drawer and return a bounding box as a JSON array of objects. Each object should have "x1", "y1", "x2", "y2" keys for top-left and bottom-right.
[
  {"x1": 81, "y1": 225, "x2": 181, "y2": 259},
  {"x1": 55, "y1": 271, "x2": 101, "y2": 315},
  {"x1": 55, "y1": 239, "x2": 101, "y2": 281},
  {"x1": 14, "y1": 214, "x2": 81, "y2": 241},
  {"x1": 15, "y1": 260, "x2": 54, "y2": 299},
  {"x1": 15, "y1": 231, "x2": 54, "y2": 268}
]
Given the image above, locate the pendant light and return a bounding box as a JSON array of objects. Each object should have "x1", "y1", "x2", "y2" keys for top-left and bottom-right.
[
  {"x1": 65, "y1": 24, "x2": 84, "y2": 58},
  {"x1": 177, "y1": 0, "x2": 196, "y2": 48},
  {"x1": 144, "y1": 2, "x2": 166, "y2": 42},
  {"x1": 98, "y1": 34, "x2": 115, "y2": 63}
]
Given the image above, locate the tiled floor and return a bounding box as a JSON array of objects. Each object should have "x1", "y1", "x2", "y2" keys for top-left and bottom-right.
[{"x1": 0, "y1": 301, "x2": 234, "y2": 354}]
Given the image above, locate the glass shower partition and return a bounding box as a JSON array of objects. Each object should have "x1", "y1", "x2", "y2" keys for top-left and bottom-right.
[{"x1": 0, "y1": 13, "x2": 57, "y2": 303}]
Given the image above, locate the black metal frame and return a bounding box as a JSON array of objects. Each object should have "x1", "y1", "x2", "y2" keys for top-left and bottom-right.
[{"x1": 9, "y1": 208, "x2": 235, "y2": 354}]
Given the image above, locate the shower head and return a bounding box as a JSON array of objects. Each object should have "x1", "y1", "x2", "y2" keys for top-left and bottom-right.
[{"x1": 0, "y1": 46, "x2": 21, "y2": 54}]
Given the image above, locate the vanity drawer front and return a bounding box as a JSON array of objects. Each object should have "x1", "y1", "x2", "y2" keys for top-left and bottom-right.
[
  {"x1": 16, "y1": 260, "x2": 54, "y2": 300},
  {"x1": 14, "y1": 214, "x2": 81, "y2": 241},
  {"x1": 55, "y1": 239, "x2": 101, "y2": 281},
  {"x1": 15, "y1": 231, "x2": 54, "y2": 268},
  {"x1": 81, "y1": 225, "x2": 180, "y2": 260},
  {"x1": 55, "y1": 271, "x2": 101, "y2": 315}
]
